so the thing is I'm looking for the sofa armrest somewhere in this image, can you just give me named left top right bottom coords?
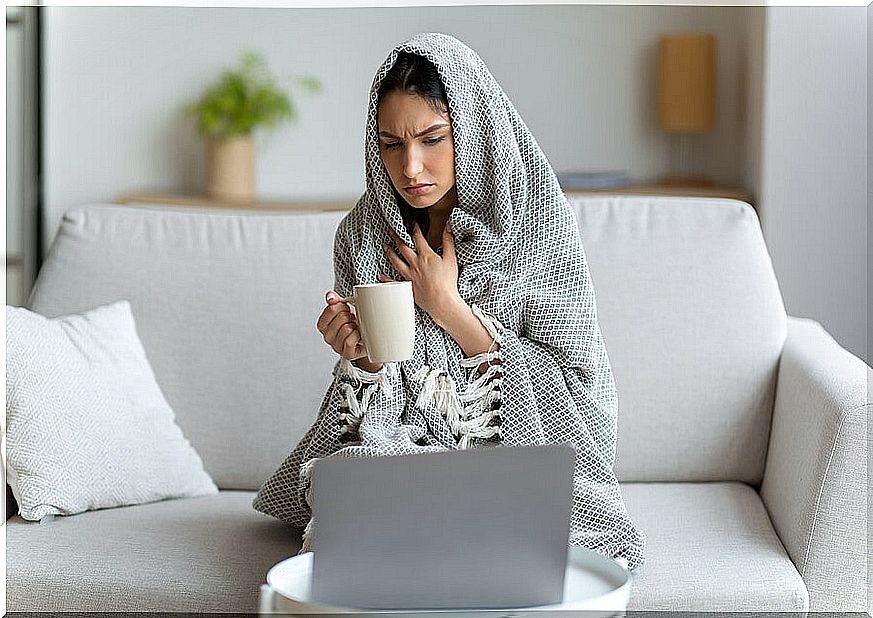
left=761, top=316, right=870, bottom=612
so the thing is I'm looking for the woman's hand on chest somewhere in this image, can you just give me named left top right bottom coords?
left=379, top=220, right=464, bottom=324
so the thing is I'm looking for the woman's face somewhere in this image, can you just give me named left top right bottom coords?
left=377, top=91, right=457, bottom=215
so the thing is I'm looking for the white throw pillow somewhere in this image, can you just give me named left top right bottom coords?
left=5, top=300, right=218, bottom=521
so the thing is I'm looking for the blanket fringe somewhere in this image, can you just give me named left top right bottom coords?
left=298, top=309, right=501, bottom=551
left=297, top=457, right=320, bottom=554
left=300, top=517, right=315, bottom=553
left=414, top=304, right=504, bottom=449
left=340, top=358, right=397, bottom=396
left=337, top=359, right=397, bottom=443
left=298, top=360, right=401, bottom=554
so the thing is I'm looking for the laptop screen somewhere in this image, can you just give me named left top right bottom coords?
left=310, top=443, right=574, bottom=610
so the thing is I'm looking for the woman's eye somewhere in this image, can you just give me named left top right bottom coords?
left=382, top=137, right=445, bottom=150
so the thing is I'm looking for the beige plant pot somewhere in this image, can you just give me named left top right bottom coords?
left=206, top=135, right=255, bottom=202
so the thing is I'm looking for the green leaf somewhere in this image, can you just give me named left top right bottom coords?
left=296, top=75, right=322, bottom=93
left=181, top=49, right=320, bottom=139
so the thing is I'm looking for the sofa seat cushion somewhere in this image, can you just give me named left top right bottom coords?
left=6, top=490, right=301, bottom=612
left=623, top=482, right=808, bottom=611
left=7, top=483, right=808, bottom=612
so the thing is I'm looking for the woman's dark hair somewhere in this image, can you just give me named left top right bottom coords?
left=377, top=52, right=450, bottom=238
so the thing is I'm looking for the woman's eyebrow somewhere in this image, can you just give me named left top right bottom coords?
left=378, top=123, right=449, bottom=139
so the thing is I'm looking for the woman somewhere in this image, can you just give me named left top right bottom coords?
left=253, top=32, right=646, bottom=570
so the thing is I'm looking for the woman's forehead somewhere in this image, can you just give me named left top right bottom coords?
left=377, top=93, right=450, bottom=129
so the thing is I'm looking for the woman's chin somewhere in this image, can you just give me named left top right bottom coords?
left=402, top=195, right=438, bottom=209
left=395, top=185, right=452, bottom=210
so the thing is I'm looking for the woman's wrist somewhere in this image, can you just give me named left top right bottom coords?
left=430, top=294, right=468, bottom=331
left=432, top=297, right=498, bottom=374
left=352, top=357, right=384, bottom=373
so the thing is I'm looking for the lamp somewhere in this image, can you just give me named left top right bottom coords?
left=657, top=33, right=716, bottom=187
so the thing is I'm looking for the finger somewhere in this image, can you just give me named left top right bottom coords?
left=383, top=243, right=412, bottom=280
left=377, top=272, right=395, bottom=283
left=442, top=221, right=456, bottom=262
left=317, top=292, right=351, bottom=333
left=317, top=302, right=350, bottom=334
left=341, top=328, right=362, bottom=359
left=327, top=290, right=354, bottom=304
left=410, top=221, right=432, bottom=255
left=323, top=311, right=356, bottom=346
left=329, top=320, right=358, bottom=355
left=387, top=227, right=417, bottom=262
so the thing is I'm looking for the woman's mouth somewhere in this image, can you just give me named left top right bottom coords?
left=404, top=184, right=433, bottom=196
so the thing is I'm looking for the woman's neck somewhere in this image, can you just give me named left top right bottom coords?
left=425, top=185, right=457, bottom=250
left=428, top=185, right=457, bottom=220
left=426, top=217, right=447, bottom=252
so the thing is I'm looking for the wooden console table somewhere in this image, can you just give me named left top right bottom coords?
left=116, top=191, right=355, bottom=212
left=563, top=184, right=754, bottom=207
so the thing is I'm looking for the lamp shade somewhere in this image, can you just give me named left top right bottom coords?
left=657, top=34, right=716, bottom=133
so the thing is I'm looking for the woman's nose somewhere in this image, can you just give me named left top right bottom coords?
left=402, top=146, right=424, bottom=178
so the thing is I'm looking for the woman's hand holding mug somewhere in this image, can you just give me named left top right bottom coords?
left=317, top=291, right=383, bottom=372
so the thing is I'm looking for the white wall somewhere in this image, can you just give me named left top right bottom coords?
left=43, top=5, right=750, bottom=251
left=741, top=7, right=765, bottom=199
left=44, top=5, right=867, bottom=363
left=868, top=3, right=872, bottom=375
left=758, top=7, right=868, bottom=363
left=7, top=16, right=24, bottom=304
left=7, top=6, right=39, bottom=308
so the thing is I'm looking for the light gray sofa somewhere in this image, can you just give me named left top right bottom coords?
left=6, top=196, right=869, bottom=613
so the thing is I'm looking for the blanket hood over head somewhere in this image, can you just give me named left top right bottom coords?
left=351, top=32, right=595, bottom=368
left=253, top=32, right=647, bottom=571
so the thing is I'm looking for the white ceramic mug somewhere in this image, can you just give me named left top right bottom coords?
left=341, top=281, right=415, bottom=364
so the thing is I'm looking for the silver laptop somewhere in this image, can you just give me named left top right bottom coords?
left=310, top=443, right=575, bottom=610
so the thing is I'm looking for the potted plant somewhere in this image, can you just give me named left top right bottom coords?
left=183, top=51, right=321, bottom=202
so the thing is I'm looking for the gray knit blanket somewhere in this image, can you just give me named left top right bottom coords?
left=253, top=32, right=646, bottom=571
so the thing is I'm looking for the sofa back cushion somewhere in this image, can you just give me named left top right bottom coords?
left=568, top=196, right=786, bottom=484
left=28, top=197, right=786, bottom=487
left=28, top=204, right=347, bottom=490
